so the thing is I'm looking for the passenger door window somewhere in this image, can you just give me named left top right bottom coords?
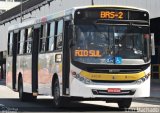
left=24, top=27, right=33, bottom=54
left=56, top=20, right=63, bottom=50
left=47, top=22, right=55, bottom=51
left=39, top=24, right=47, bottom=52
left=19, top=29, right=25, bottom=54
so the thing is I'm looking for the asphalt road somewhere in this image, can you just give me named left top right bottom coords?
left=0, top=98, right=160, bottom=113
left=0, top=81, right=160, bottom=113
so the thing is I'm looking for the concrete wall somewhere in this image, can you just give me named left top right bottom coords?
left=0, top=1, right=20, bottom=11
left=0, top=0, right=159, bottom=52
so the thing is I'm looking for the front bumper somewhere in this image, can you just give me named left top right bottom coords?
left=70, top=76, right=150, bottom=98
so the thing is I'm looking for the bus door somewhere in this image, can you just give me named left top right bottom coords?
left=32, top=25, right=40, bottom=94
left=12, top=31, right=19, bottom=90
left=62, top=20, right=71, bottom=95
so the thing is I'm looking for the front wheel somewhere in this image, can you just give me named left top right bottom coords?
left=118, top=98, right=132, bottom=109
left=53, top=78, right=71, bottom=108
left=53, top=78, right=62, bottom=108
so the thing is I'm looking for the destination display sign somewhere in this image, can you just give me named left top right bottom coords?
left=75, top=50, right=102, bottom=57
left=75, top=8, right=149, bottom=21
left=100, top=11, right=124, bottom=19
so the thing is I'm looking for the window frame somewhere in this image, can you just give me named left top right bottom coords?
left=55, top=19, right=64, bottom=50
left=46, top=21, right=56, bottom=52
left=39, top=24, right=48, bottom=53
left=17, top=31, right=21, bottom=55
left=23, top=27, right=33, bottom=55
left=17, top=29, right=26, bottom=55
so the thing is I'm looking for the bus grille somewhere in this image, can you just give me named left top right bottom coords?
left=91, top=80, right=135, bottom=83
left=92, top=89, right=136, bottom=95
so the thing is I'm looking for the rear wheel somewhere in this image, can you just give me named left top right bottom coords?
left=53, top=78, right=62, bottom=107
left=118, top=98, right=132, bottom=109
left=18, top=78, right=37, bottom=101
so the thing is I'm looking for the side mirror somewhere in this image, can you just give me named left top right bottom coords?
left=151, top=33, right=155, bottom=56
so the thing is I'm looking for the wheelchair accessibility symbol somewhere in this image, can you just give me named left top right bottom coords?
left=115, top=57, right=122, bottom=64
left=106, top=56, right=114, bottom=63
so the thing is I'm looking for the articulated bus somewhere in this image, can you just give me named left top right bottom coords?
left=6, top=5, right=151, bottom=108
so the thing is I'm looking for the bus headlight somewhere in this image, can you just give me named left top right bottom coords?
left=136, top=73, right=150, bottom=85
left=72, top=72, right=92, bottom=84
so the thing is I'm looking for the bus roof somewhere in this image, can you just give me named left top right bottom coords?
left=73, top=5, right=149, bottom=12
left=8, top=8, right=74, bottom=31
left=8, top=5, right=149, bottom=31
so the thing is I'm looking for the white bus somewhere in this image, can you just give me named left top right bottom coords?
left=6, top=5, right=151, bottom=108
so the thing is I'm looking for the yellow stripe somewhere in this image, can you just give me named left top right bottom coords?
left=80, top=71, right=145, bottom=81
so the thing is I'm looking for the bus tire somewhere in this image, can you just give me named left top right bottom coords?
left=117, top=98, right=132, bottom=109
left=18, top=78, right=37, bottom=101
left=18, top=78, right=27, bottom=101
left=53, top=78, right=63, bottom=108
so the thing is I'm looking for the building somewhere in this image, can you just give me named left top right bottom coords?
left=0, top=0, right=26, bottom=14
left=0, top=0, right=160, bottom=79
left=0, top=0, right=26, bottom=79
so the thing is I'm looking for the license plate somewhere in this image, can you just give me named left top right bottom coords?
left=107, top=88, right=121, bottom=93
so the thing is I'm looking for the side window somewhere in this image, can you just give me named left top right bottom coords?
left=56, top=20, right=63, bottom=50
left=47, top=21, right=55, bottom=51
left=24, top=29, right=28, bottom=54
left=27, top=27, right=33, bottom=54
left=24, top=27, right=33, bottom=54
left=8, top=32, right=13, bottom=56
left=39, top=24, right=47, bottom=52
left=19, top=29, right=25, bottom=54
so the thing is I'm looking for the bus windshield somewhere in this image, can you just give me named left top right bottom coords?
left=72, top=24, right=150, bottom=65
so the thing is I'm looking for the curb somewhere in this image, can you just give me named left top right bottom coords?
left=134, top=97, right=160, bottom=104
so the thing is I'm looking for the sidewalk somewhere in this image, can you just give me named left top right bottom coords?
left=151, top=79, right=160, bottom=98
left=0, top=79, right=18, bottom=98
